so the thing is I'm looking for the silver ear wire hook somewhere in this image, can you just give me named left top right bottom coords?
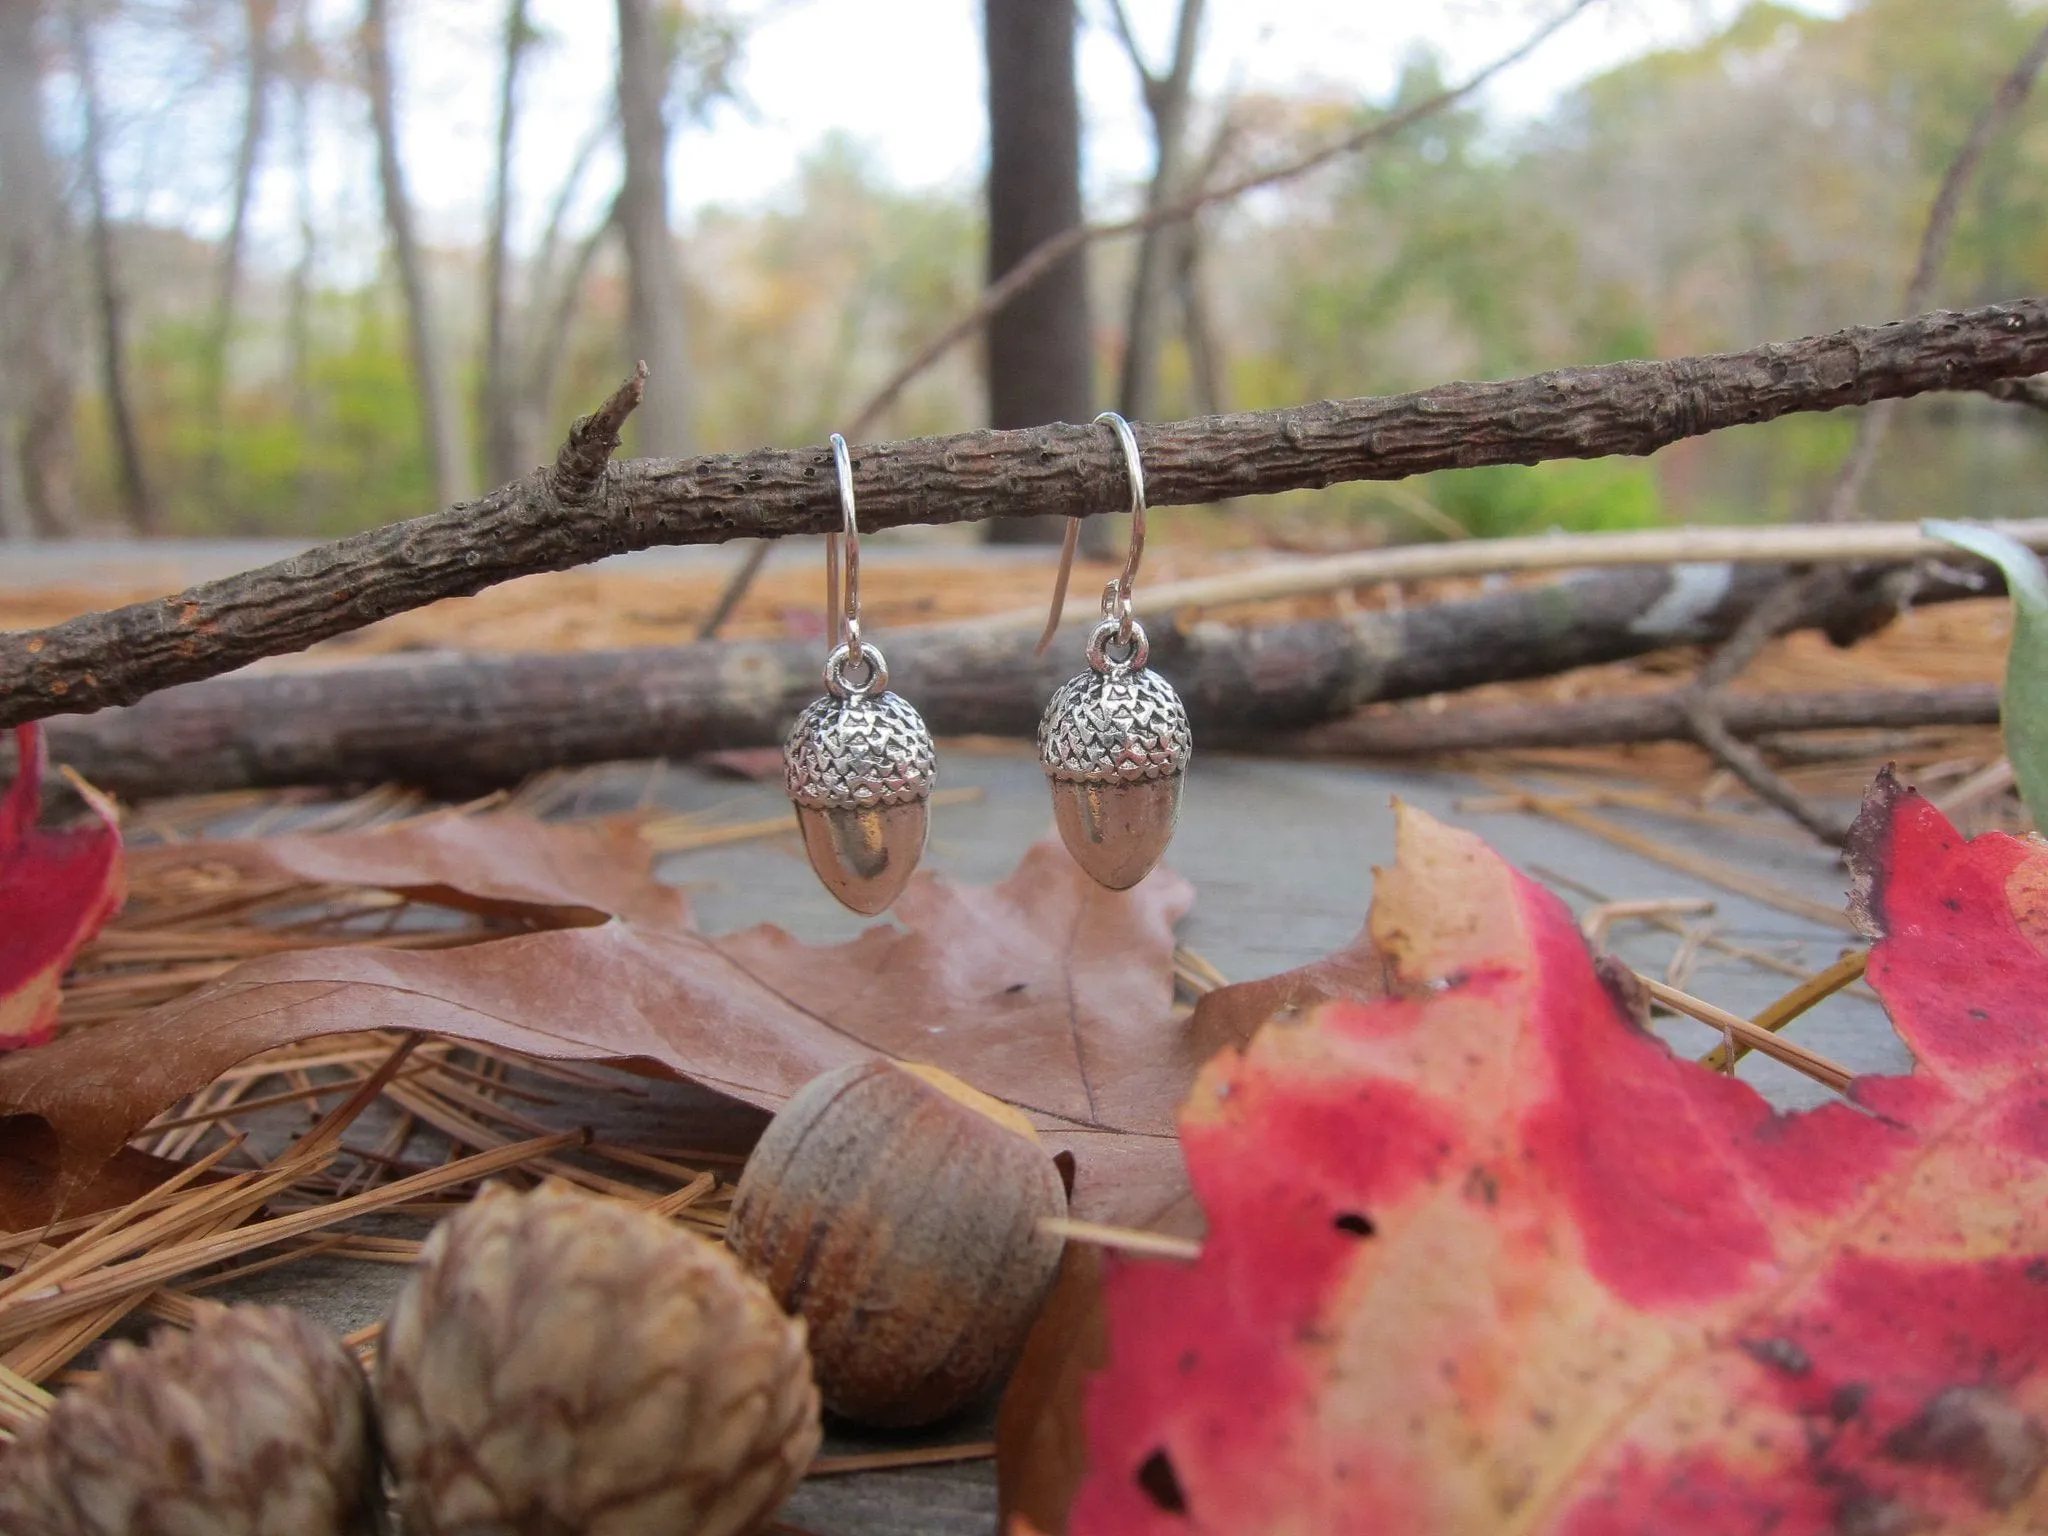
left=824, top=432, right=862, bottom=660
left=1032, top=410, right=1188, bottom=891
left=784, top=430, right=935, bottom=915
left=1035, top=412, right=1149, bottom=655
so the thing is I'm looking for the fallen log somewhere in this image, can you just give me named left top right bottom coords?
left=1286, top=684, right=2001, bottom=758
left=31, top=560, right=1990, bottom=799
left=3, top=298, right=2046, bottom=730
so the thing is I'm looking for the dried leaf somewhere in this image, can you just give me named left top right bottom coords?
left=1, top=817, right=1209, bottom=1225
left=0, top=726, right=123, bottom=1050
left=1043, top=784, right=2048, bottom=1534
left=139, top=811, right=686, bottom=929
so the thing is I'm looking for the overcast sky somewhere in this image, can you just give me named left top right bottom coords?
left=208, top=0, right=1844, bottom=273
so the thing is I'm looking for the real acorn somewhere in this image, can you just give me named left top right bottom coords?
left=375, top=1179, right=819, bottom=1536
left=0, top=1302, right=382, bottom=1536
left=727, top=1058, right=1070, bottom=1428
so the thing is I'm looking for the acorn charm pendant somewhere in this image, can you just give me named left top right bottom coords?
left=1037, top=617, right=1190, bottom=890
left=1033, top=411, right=1190, bottom=891
left=785, top=645, right=936, bottom=914
left=783, top=433, right=936, bottom=915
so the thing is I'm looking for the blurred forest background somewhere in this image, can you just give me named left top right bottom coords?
left=2, top=0, right=2046, bottom=548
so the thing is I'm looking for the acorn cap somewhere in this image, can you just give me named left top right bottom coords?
left=376, top=1180, right=819, bottom=1536
left=1036, top=666, right=1191, bottom=786
left=0, top=1302, right=382, bottom=1536
left=783, top=690, right=937, bottom=811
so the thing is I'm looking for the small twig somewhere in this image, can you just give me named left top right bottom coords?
left=1578, top=897, right=1715, bottom=950
left=696, top=538, right=775, bottom=640
left=1700, top=950, right=1869, bottom=1075
left=1484, top=775, right=1857, bottom=933
left=1980, top=374, right=2048, bottom=414
left=1639, top=976, right=1854, bottom=1095
left=808, top=1443, right=996, bottom=1477
left=548, top=361, right=646, bottom=505
left=1039, top=1216, right=1202, bottom=1261
left=1680, top=690, right=1852, bottom=846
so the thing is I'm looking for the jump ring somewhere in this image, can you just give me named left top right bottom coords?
left=825, top=640, right=889, bottom=700
left=1086, top=615, right=1149, bottom=677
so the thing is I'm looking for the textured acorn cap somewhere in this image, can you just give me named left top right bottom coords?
left=1036, top=666, right=1191, bottom=785
left=783, top=690, right=937, bottom=811
left=376, top=1180, right=819, bottom=1536
left=0, top=1302, right=382, bottom=1536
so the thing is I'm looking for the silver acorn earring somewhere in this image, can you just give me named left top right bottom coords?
left=782, top=433, right=937, bottom=915
left=1034, top=412, right=1191, bottom=890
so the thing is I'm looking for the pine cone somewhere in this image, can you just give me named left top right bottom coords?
left=377, top=1180, right=819, bottom=1536
left=0, top=1302, right=382, bottom=1536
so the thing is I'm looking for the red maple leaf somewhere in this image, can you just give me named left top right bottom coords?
left=1, top=726, right=124, bottom=1050
left=1046, top=776, right=2048, bottom=1535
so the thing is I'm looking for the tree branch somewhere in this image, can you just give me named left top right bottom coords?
left=27, top=560, right=1992, bottom=799
left=1289, top=684, right=1999, bottom=758
left=4, top=299, right=2047, bottom=731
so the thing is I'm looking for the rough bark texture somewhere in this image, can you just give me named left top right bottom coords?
left=615, top=0, right=692, bottom=456
left=68, top=0, right=157, bottom=536
left=362, top=0, right=467, bottom=511
left=27, top=560, right=1988, bottom=799
left=984, top=0, right=1093, bottom=544
left=4, top=300, right=2046, bottom=731
left=0, top=0, right=76, bottom=541
left=1291, top=684, right=2001, bottom=758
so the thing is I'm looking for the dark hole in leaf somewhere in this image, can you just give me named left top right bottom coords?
left=1137, top=1448, right=1188, bottom=1515
left=1333, top=1211, right=1376, bottom=1238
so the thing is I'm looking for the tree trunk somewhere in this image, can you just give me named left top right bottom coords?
left=614, top=0, right=692, bottom=457
left=203, top=0, right=278, bottom=501
left=361, top=0, right=468, bottom=510
left=479, top=0, right=531, bottom=486
left=0, top=0, right=77, bottom=540
left=67, top=0, right=157, bottom=535
left=1115, top=0, right=1204, bottom=427
left=285, top=0, right=317, bottom=445
left=983, top=0, right=1092, bottom=544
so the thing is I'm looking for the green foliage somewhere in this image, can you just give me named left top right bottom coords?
left=1923, top=520, right=2048, bottom=825
left=57, top=0, right=2048, bottom=540
left=1422, top=457, right=1663, bottom=539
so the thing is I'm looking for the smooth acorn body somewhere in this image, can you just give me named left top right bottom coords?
left=1037, top=630, right=1191, bottom=891
left=783, top=675, right=936, bottom=915
left=727, top=1059, right=1069, bottom=1428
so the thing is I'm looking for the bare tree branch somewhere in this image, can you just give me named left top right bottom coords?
left=3, top=298, right=2046, bottom=730
left=1290, top=685, right=2000, bottom=759
left=29, top=561, right=1995, bottom=799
